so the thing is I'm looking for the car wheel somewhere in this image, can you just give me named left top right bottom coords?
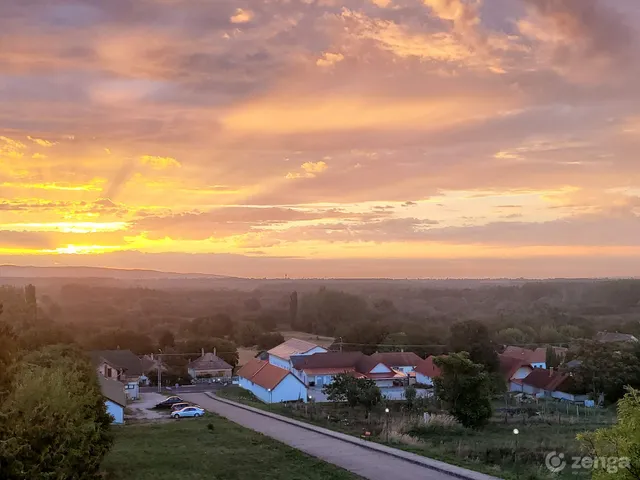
left=172, top=414, right=180, bottom=419
left=194, top=413, right=201, bottom=417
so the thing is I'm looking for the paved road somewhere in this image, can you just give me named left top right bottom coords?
left=183, top=393, right=490, bottom=480
left=140, top=384, right=224, bottom=395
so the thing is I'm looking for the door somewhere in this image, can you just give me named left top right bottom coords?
left=316, top=376, right=324, bottom=387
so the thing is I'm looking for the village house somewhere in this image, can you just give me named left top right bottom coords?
left=187, top=349, right=233, bottom=381
left=91, top=349, right=143, bottom=400
left=267, top=338, right=327, bottom=370
left=237, top=358, right=308, bottom=403
left=595, top=331, right=639, bottom=344
left=98, top=375, right=127, bottom=424
left=518, top=368, right=588, bottom=403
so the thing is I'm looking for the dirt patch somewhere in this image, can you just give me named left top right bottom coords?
left=126, top=393, right=169, bottom=422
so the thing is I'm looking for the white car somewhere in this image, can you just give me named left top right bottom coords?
left=172, top=406, right=205, bottom=419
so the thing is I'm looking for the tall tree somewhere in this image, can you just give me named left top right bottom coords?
left=289, top=291, right=298, bottom=328
left=434, top=352, right=493, bottom=429
left=578, top=387, right=640, bottom=479
left=157, top=329, right=175, bottom=350
left=449, top=320, right=499, bottom=372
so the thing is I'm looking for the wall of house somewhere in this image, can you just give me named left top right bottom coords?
left=239, top=374, right=308, bottom=403
left=552, top=391, right=588, bottom=403
left=394, top=366, right=415, bottom=373
left=304, top=346, right=328, bottom=356
left=531, top=362, right=546, bottom=369
left=189, top=368, right=232, bottom=379
left=374, top=379, right=395, bottom=388
left=415, top=372, right=434, bottom=385
left=512, top=367, right=533, bottom=380
left=268, top=355, right=291, bottom=371
left=98, top=362, right=119, bottom=380
left=307, top=374, right=337, bottom=387
left=105, top=400, right=124, bottom=424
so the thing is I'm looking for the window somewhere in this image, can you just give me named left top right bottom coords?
left=106, top=367, right=112, bottom=377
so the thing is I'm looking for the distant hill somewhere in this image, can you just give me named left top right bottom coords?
left=0, top=265, right=230, bottom=280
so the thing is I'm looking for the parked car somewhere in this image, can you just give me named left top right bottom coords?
left=170, top=402, right=192, bottom=412
left=172, top=406, right=205, bottom=419
left=154, top=396, right=184, bottom=409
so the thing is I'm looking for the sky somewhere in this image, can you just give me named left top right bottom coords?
left=1, top=0, right=640, bottom=278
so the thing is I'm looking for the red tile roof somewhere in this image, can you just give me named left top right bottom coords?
left=414, top=356, right=442, bottom=378
left=499, top=354, right=531, bottom=380
left=291, top=352, right=365, bottom=371
left=237, top=359, right=304, bottom=391
left=522, top=369, right=569, bottom=391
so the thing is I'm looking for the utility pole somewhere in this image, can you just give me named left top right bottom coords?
left=157, top=350, right=162, bottom=393
left=339, top=337, right=343, bottom=353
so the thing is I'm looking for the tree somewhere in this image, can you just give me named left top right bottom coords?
left=546, top=345, right=562, bottom=369
left=157, top=329, right=175, bottom=350
left=244, top=297, right=261, bottom=312
left=322, top=373, right=382, bottom=415
left=578, top=387, right=640, bottom=479
left=187, top=314, right=233, bottom=339
left=0, top=345, right=113, bottom=478
left=571, top=341, right=640, bottom=404
left=449, top=320, right=499, bottom=372
left=404, top=385, right=417, bottom=410
left=289, top=291, right=298, bottom=328
left=256, top=332, right=285, bottom=351
left=434, top=352, right=493, bottom=429
left=234, top=321, right=264, bottom=347
left=297, top=289, right=368, bottom=335
left=339, top=321, right=388, bottom=355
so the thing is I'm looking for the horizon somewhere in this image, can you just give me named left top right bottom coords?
left=2, top=0, right=640, bottom=277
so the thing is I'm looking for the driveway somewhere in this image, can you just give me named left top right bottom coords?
left=126, top=392, right=167, bottom=421
left=183, top=393, right=497, bottom=480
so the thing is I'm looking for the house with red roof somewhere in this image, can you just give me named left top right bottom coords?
left=237, top=358, right=308, bottom=404
left=518, top=368, right=587, bottom=403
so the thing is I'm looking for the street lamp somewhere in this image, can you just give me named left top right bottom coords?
left=513, top=428, right=520, bottom=479
left=385, top=408, right=390, bottom=443
left=268, top=388, right=272, bottom=407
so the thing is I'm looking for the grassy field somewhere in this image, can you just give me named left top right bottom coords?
left=218, top=387, right=616, bottom=480
left=102, top=414, right=360, bottom=480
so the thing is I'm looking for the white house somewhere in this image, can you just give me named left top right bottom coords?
left=237, top=358, right=308, bottom=404
left=90, top=349, right=143, bottom=399
left=99, top=375, right=126, bottom=424
left=519, top=368, right=588, bottom=403
left=370, top=352, right=422, bottom=373
left=267, top=338, right=327, bottom=371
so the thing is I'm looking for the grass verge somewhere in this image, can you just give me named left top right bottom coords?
left=102, top=413, right=360, bottom=480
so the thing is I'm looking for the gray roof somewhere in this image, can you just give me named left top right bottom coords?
left=187, top=352, right=232, bottom=371
left=90, top=350, right=143, bottom=377
left=99, top=375, right=127, bottom=407
left=595, top=332, right=639, bottom=344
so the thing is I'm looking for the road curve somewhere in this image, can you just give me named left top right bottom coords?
left=183, top=393, right=499, bottom=480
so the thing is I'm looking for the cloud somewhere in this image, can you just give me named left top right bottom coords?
left=230, top=8, right=253, bottom=24
left=140, top=155, right=181, bottom=169
left=104, top=159, right=135, bottom=200
left=316, top=52, right=345, bottom=67
left=27, top=136, right=56, bottom=147
left=286, top=161, right=329, bottom=179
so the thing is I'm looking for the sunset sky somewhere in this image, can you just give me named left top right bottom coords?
left=1, top=0, right=640, bottom=278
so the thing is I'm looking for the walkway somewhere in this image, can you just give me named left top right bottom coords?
left=183, top=393, right=500, bottom=480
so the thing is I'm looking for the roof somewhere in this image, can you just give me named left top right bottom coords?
left=502, top=346, right=546, bottom=365
left=596, top=331, right=639, bottom=343
left=237, top=359, right=304, bottom=391
left=91, top=350, right=143, bottom=377
left=268, top=338, right=324, bottom=361
left=291, top=351, right=365, bottom=371
left=499, top=354, right=531, bottom=380
left=370, top=352, right=422, bottom=367
left=566, top=359, right=582, bottom=369
left=521, top=369, right=568, bottom=391
left=98, top=375, right=127, bottom=407
left=188, top=352, right=232, bottom=371
left=415, top=356, right=442, bottom=378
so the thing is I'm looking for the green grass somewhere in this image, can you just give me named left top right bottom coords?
left=218, top=387, right=616, bottom=480
left=102, top=414, right=360, bottom=480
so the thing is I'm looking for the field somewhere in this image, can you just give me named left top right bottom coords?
left=102, top=413, right=359, bottom=480
left=218, top=387, right=617, bottom=480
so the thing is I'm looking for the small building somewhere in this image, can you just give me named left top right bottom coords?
left=187, top=350, right=233, bottom=381
left=414, top=356, right=442, bottom=386
left=99, top=375, right=126, bottom=424
left=91, top=350, right=143, bottom=400
left=290, top=351, right=407, bottom=389
left=502, top=345, right=568, bottom=370
left=519, top=368, right=588, bottom=403
left=237, top=359, right=308, bottom=403
left=370, top=352, right=422, bottom=373
left=267, top=338, right=327, bottom=370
